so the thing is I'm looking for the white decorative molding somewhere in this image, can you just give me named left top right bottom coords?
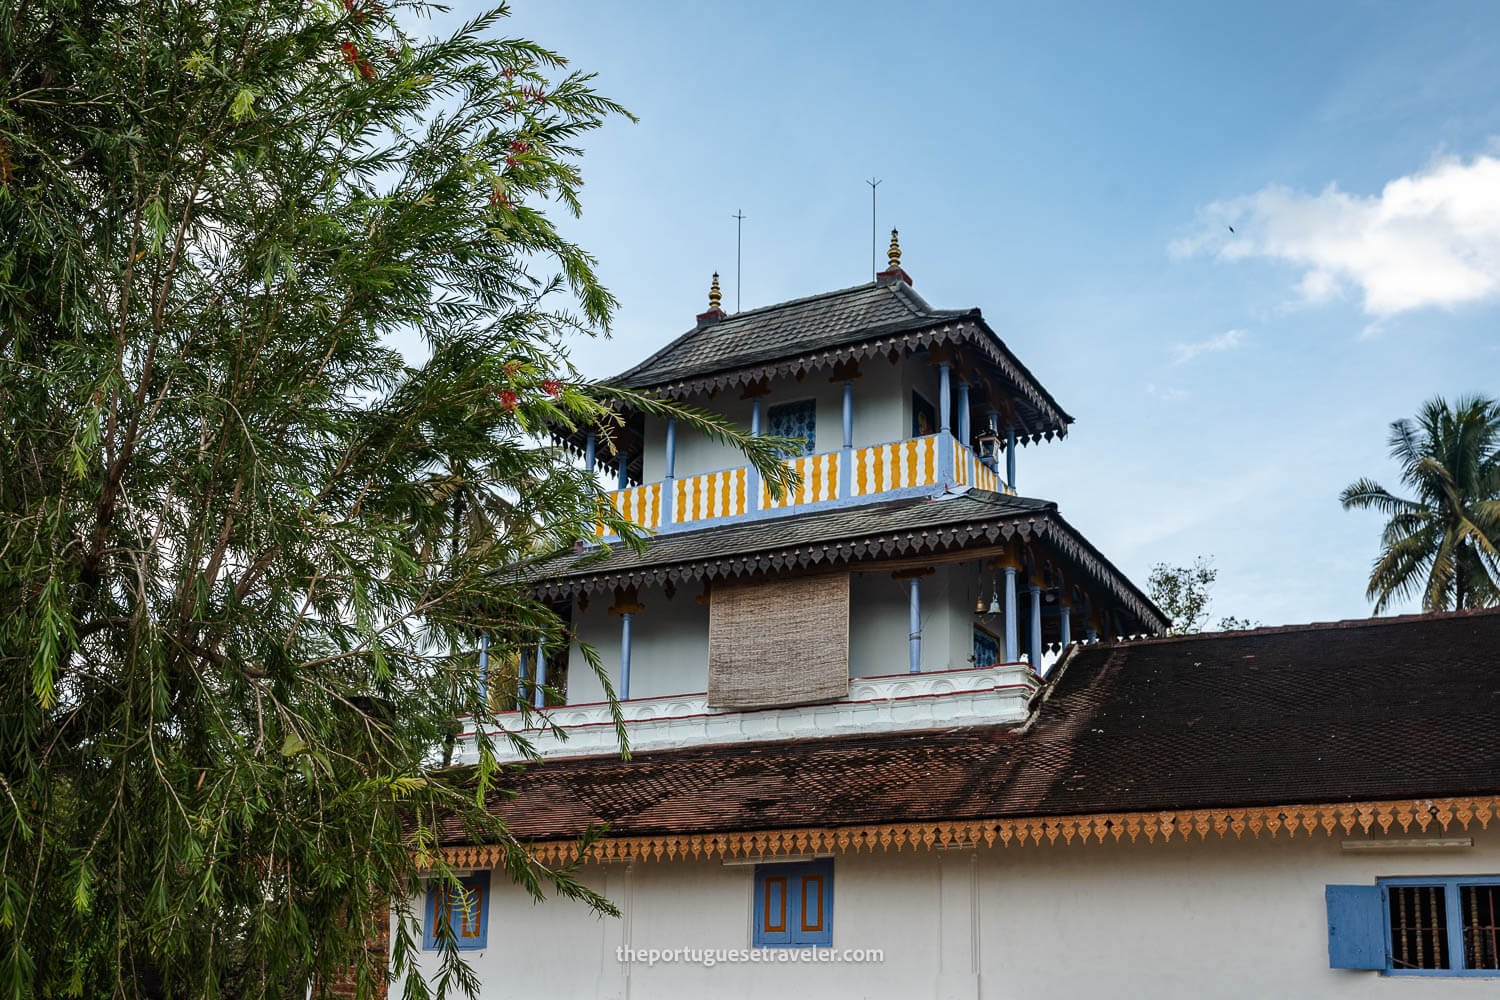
left=452, top=662, right=1039, bottom=764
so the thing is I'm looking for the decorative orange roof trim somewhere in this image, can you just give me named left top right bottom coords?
left=432, top=795, right=1499, bottom=870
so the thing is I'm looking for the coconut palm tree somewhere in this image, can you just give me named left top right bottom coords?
left=1340, top=395, right=1500, bottom=612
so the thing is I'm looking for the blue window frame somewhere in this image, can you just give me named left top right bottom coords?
left=767, top=400, right=816, bottom=457
left=973, top=628, right=1000, bottom=668
left=754, top=859, right=833, bottom=948
left=424, top=873, right=489, bottom=951
left=1327, top=876, right=1500, bottom=975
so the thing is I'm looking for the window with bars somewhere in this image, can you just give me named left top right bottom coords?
left=424, top=873, right=489, bottom=951
left=1327, top=876, right=1500, bottom=974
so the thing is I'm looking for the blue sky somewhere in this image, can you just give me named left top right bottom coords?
left=459, top=0, right=1500, bottom=627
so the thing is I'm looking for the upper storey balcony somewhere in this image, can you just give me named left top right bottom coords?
left=556, top=235, right=1073, bottom=542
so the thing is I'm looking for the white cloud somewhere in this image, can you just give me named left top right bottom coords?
left=1172, top=328, right=1247, bottom=365
left=1172, top=150, right=1500, bottom=316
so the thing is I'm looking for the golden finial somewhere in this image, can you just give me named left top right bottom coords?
left=708, top=272, right=722, bottom=311
left=887, top=228, right=902, bottom=270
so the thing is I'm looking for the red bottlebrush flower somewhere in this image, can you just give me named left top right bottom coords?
left=341, top=41, right=359, bottom=64
left=503, top=361, right=522, bottom=376
left=508, top=139, right=528, bottom=154
left=488, top=189, right=512, bottom=208
left=542, top=379, right=562, bottom=398
left=498, top=389, right=518, bottom=412
left=502, top=67, right=516, bottom=80
left=386, top=47, right=397, bottom=57
left=358, top=59, right=375, bottom=79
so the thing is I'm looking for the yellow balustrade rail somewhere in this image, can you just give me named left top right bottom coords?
left=674, top=467, right=749, bottom=526
left=850, top=434, right=940, bottom=496
left=954, top=442, right=1010, bottom=495
left=595, top=433, right=1010, bottom=538
left=595, top=481, right=663, bottom=538
left=761, top=451, right=840, bottom=509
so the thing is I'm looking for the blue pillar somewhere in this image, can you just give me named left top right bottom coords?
left=748, top=397, right=763, bottom=509
left=938, top=363, right=952, bottom=433
left=662, top=417, right=676, bottom=524
left=1028, top=582, right=1042, bottom=673
left=516, top=646, right=530, bottom=711
left=1059, top=603, right=1072, bottom=649
left=1005, top=427, right=1017, bottom=492
left=616, top=453, right=629, bottom=491
left=840, top=380, right=854, bottom=498
left=1003, top=567, right=1018, bottom=663
left=908, top=577, right=922, bottom=674
left=1083, top=595, right=1098, bottom=642
left=619, top=612, right=633, bottom=700
left=533, top=636, right=546, bottom=710
left=584, top=432, right=596, bottom=474
left=956, top=381, right=971, bottom=447
left=478, top=632, right=489, bottom=709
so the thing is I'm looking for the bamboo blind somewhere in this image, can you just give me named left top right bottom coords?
left=707, top=572, right=850, bottom=709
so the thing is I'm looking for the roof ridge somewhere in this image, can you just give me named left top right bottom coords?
left=612, top=281, right=910, bottom=384
left=1099, top=604, right=1500, bottom=648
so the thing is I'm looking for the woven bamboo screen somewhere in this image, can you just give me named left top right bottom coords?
left=707, top=571, right=850, bottom=709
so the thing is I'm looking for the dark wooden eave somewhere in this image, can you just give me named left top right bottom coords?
left=525, top=491, right=1167, bottom=635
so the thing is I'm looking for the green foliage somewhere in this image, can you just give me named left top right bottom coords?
left=0, top=2, right=795, bottom=997
left=1146, top=557, right=1259, bottom=635
left=1341, top=395, right=1500, bottom=612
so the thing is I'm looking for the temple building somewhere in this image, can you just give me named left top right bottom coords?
left=394, top=237, right=1500, bottom=999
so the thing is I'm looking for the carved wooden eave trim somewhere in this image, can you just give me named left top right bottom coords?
left=625, top=319, right=1071, bottom=446
left=429, top=796, right=1500, bottom=869
left=532, top=512, right=1168, bottom=635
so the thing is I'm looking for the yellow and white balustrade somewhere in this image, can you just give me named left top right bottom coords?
left=595, top=481, right=663, bottom=537
left=761, top=451, right=841, bottom=509
left=954, top=441, right=1008, bottom=495
left=674, top=467, right=750, bottom=526
left=850, top=434, right=940, bottom=496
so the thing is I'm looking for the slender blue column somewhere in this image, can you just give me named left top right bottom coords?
left=1003, top=567, right=1019, bottom=663
left=748, top=397, right=763, bottom=510
left=1083, top=595, right=1098, bottom=642
left=478, top=632, right=489, bottom=709
left=1005, top=427, right=1017, bottom=492
left=516, top=647, right=530, bottom=711
left=662, top=417, right=677, bottom=524
left=938, top=363, right=952, bottom=433
left=1059, top=603, right=1072, bottom=649
left=619, top=612, right=633, bottom=700
left=956, top=381, right=971, bottom=446
left=584, top=432, right=596, bottom=474
left=908, top=578, right=922, bottom=674
left=840, top=381, right=854, bottom=498
left=533, top=636, right=546, bottom=710
left=1028, top=582, right=1043, bottom=672
left=616, top=454, right=629, bottom=491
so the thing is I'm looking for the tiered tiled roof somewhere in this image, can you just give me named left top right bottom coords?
left=444, top=609, right=1500, bottom=844
left=525, top=490, right=1165, bottom=633
left=612, top=281, right=1071, bottom=441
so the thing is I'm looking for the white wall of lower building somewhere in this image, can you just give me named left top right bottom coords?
left=396, top=826, right=1500, bottom=999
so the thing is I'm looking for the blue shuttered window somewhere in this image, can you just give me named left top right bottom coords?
left=754, top=859, right=833, bottom=948
left=1327, top=876, right=1500, bottom=975
left=424, top=873, right=489, bottom=951
left=1326, top=885, right=1385, bottom=969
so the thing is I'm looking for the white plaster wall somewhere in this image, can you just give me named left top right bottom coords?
left=569, top=567, right=989, bottom=695
left=397, top=828, right=1500, bottom=999
left=640, top=358, right=913, bottom=483
left=567, top=587, right=709, bottom=704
